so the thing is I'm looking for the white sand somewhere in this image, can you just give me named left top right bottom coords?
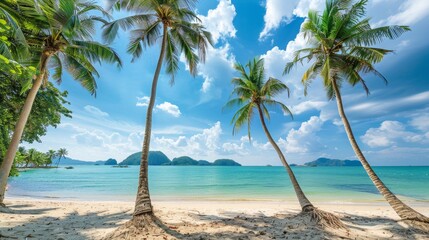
left=1, top=199, right=428, bottom=239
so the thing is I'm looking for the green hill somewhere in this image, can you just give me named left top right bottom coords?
left=119, top=151, right=241, bottom=166
left=104, top=158, right=117, bottom=165
left=304, top=158, right=361, bottom=167
left=168, top=156, right=199, bottom=165
left=213, top=159, right=241, bottom=166
left=119, top=151, right=171, bottom=165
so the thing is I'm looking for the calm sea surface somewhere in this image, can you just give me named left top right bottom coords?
left=6, top=166, right=429, bottom=203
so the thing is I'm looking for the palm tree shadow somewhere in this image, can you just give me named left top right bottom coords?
left=0, top=208, right=131, bottom=240
left=169, top=210, right=424, bottom=240
left=0, top=203, right=57, bottom=214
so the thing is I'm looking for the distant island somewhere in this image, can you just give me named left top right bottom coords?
left=54, top=151, right=241, bottom=166
left=304, top=158, right=362, bottom=167
left=119, top=151, right=241, bottom=166
left=54, top=157, right=116, bottom=166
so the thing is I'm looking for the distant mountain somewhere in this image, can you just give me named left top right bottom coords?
left=169, top=156, right=198, bottom=165
left=104, top=159, right=117, bottom=165
left=304, top=158, right=361, bottom=167
left=119, top=151, right=171, bottom=165
left=119, top=151, right=241, bottom=166
left=55, top=157, right=107, bottom=165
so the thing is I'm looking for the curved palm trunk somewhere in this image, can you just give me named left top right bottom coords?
left=133, top=25, right=168, bottom=217
left=332, top=79, right=429, bottom=223
left=56, top=156, right=62, bottom=168
left=256, top=104, right=313, bottom=211
left=0, top=53, right=49, bottom=206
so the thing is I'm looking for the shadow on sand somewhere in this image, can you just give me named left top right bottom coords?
left=1, top=204, right=426, bottom=240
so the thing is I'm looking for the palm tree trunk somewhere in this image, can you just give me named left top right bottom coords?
left=331, top=79, right=429, bottom=223
left=256, top=104, right=313, bottom=211
left=133, top=25, right=168, bottom=217
left=0, top=53, right=49, bottom=206
left=56, top=156, right=62, bottom=168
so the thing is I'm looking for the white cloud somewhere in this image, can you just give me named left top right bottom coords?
left=259, top=0, right=296, bottom=40
left=198, top=0, right=236, bottom=44
left=293, top=0, right=324, bottom=18
left=410, top=115, right=429, bottom=131
left=136, top=96, right=150, bottom=107
left=155, top=102, right=181, bottom=117
left=291, top=100, right=327, bottom=115
left=84, top=105, right=109, bottom=117
left=279, top=116, right=324, bottom=153
left=385, top=0, right=429, bottom=25
left=361, top=121, right=425, bottom=148
left=154, top=121, right=222, bottom=158
left=348, top=91, right=429, bottom=116
left=259, top=0, right=325, bottom=40
left=198, top=44, right=235, bottom=94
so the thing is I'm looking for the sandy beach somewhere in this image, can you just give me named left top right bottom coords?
left=1, top=199, right=428, bottom=239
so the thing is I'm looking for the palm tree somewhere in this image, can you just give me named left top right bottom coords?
left=226, top=58, right=343, bottom=228
left=46, top=150, right=56, bottom=167
left=0, top=0, right=122, bottom=206
left=102, top=0, right=212, bottom=227
left=284, top=0, right=429, bottom=228
left=56, top=148, right=68, bottom=167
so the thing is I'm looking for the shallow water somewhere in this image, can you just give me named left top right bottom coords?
left=6, top=166, right=429, bottom=202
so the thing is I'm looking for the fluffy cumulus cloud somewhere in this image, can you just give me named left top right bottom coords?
left=56, top=122, right=144, bottom=160
left=260, top=0, right=429, bottom=40
left=198, top=44, right=235, bottom=94
left=136, top=96, right=150, bottom=107
left=279, top=116, right=324, bottom=153
left=155, top=102, right=181, bottom=117
left=198, top=0, right=236, bottom=44
left=191, top=0, right=237, bottom=97
left=361, top=120, right=427, bottom=148
left=84, top=105, right=109, bottom=117
left=259, top=0, right=325, bottom=40
left=154, top=122, right=222, bottom=158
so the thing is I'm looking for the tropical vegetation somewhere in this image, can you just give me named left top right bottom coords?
left=284, top=0, right=428, bottom=227
left=0, top=0, right=122, bottom=206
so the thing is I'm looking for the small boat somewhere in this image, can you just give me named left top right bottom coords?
left=65, top=166, right=74, bottom=169
left=112, top=165, right=128, bottom=168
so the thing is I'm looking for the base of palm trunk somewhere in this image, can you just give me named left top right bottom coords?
left=301, top=206, right=345, bottom=229
left=102, top=213, right=179, bottom=240
left=403, top=220, right=429, bottom=233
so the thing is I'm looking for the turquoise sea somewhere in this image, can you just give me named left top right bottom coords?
left=6, top=166, right=429, bottom=203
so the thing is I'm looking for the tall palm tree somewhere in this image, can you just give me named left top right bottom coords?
left=284, top=0, right=429, bottom=227
left=56, top=148, right=68, bottom=167
left=0, top=0, right=122, bottom=206
left=226, top=58, right=343, bottom=228
left=103, top=0, right=212, bottom=224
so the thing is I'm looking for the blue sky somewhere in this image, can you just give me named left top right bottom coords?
left=26, top=0, right=429, bottom=166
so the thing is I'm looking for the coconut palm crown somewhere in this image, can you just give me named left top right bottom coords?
left=284, top=0, right=429, bottom=228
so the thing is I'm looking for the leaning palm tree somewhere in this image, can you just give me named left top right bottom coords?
left=0, top=0, right=122, bottom=206
left=284, top=0, right=429, bottom=228
left=56, top=148, right=68, bottom=167
left=226, top=58, right=343, bottom=228
left=102, top=0, right=212, bottom=231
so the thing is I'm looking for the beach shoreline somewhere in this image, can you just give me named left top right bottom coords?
left=1, top=198, right=428, bottom=239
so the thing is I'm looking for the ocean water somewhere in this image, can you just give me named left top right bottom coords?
left=6, top=166, right=429, bottom=203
